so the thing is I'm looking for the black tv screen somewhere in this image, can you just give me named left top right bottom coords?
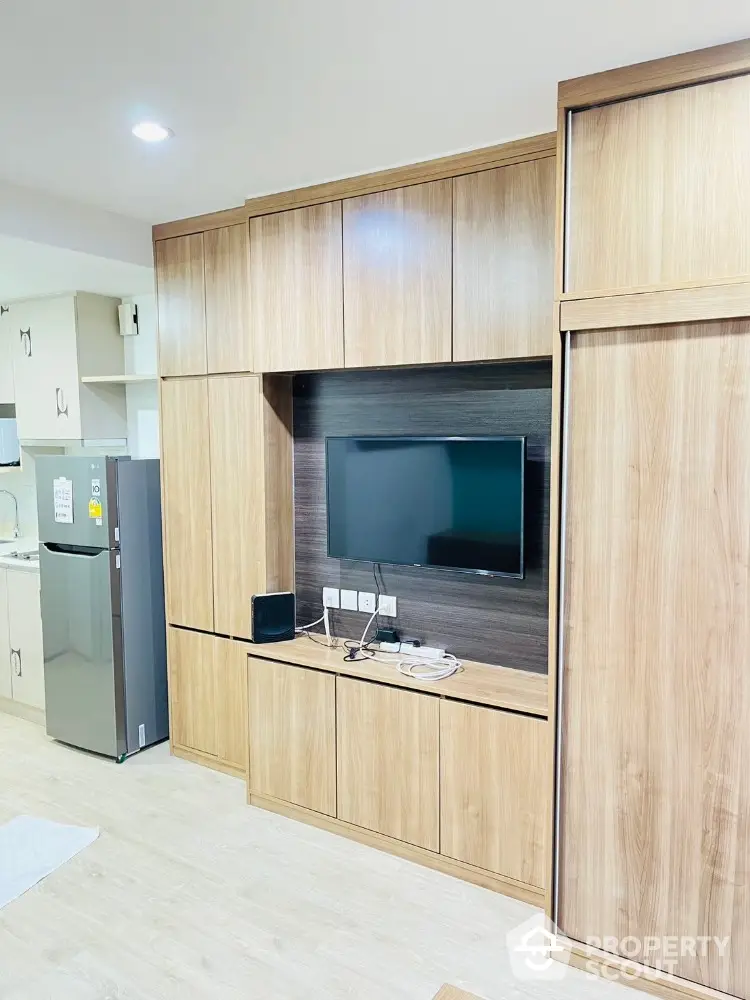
left=325, top=436, right=525, bottom=577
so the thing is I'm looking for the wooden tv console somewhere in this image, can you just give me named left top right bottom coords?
left=244, top=636, right=549, bottom=905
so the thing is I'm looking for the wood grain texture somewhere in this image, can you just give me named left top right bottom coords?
left=567, top=74, right=750, bottom=295
left=172, top=743, right=245, bottom=779
left=247, top=636, right=549, bottom=715
left=453, top=157, right=555, bottom=361
left=343, top=180, right=452, bottom=367
left=213, top=636, right=248, bottom=772
left=247, top=656, right=336, bottom=815
left=248, top=792, right=545, bottom=905
left=433, top=988, right=486, bottom=1000
left=152, top=204, right=247, bottom=241
left=561, top=280, right=750, bottom=331
left=160, top=378, right=214, bottom=631
left=155, top=234, right=207, bottom=376
left=559, top=37, right=750, bottom=108
left=559, top=322, right=750, bottom=997
left=336, top=677, right=439, bottom=850
left=250, top=202, right=344, bottom=372
left=243, top=133, right=556, bottom=218
left=440, top=701, right=547, bottom=888
left=167, top=626, right=218, bottom=757
left=293, top=364, right=551, bottom=671
left=208, top=374, right=265, bottom=639
left=204, top=224, right=252, bottom=374
left=561, top=937, right=735, bottom=1000
left=261, top=375, right=295, bottom=592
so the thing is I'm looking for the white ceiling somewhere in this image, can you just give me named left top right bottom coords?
left=1, top=1, right=749, bottom=225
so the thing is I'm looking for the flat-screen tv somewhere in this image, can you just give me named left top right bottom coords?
left=326, top=436, right=525, bottom=578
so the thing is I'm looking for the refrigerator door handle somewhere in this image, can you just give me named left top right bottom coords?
left=42, top=542, right=101, bottom=558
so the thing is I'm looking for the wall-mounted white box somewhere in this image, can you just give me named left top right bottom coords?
left=378, top=595, right=397, bottom=617
left=322, top=587, right=340, bottom=609
left=358, top=591, right=376, bottom=613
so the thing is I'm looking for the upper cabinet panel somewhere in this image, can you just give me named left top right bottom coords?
left=155, top=233, right=207, bottom=376
left=250, top=203, right=344, bottom=373
left=454, top=158, right=555, bottom=361
left=343, top=180, right=452, bottom=368
left=566, top=74, right=750, bottom=295
left=205, top=224, right=252, bottom=374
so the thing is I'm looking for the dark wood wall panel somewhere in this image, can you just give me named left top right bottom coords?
left=293, top=363, right=551, bottom=672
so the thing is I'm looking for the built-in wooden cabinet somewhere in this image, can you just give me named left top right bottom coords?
left=249, top=203, right=344, bottom=372
left=336, top=677, right=440, bottom=850
left=160, top=373, right=293, bottom=639
left=0, top=569, right=45, bottom=713
left=343, top=180, right=452, bottom=368
left=440, top=700, right=547, bottom=887
left=167, top=626, right=247, bottom=772
left=453, top=158, right=555, bottom=360
left=160, top=377, right=214, bottom=632
left=208, top=374, right=293, bottom=639
left=247, top=657, right=336, bottom=815
left=566, top=73, right=750, bottom=295
left=156, top=225, right=251, bottom=377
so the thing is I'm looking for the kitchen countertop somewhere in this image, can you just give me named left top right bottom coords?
left=0, top=538, right=40, bottom=573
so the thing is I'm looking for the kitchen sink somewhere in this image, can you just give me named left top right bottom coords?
left=4, top=551, right=39, bottom=562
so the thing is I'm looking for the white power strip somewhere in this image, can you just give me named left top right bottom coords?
left=399, top=642, right=446, bottom=659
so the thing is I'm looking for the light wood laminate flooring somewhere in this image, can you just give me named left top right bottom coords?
left=0, top=714, right=630, bottom=1000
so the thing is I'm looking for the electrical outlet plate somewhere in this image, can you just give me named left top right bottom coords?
left=358, top=591, right=376, bottom=613
left=340, top=589, right=358, bottom=611
left=378, top=595, right=397, bottom=617
left=322, top=587, right=340, bottom=609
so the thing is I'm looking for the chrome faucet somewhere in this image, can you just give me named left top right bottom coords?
left=0, top=490, right=19, bottom=539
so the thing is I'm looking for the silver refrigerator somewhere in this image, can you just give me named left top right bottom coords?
left=36, top=456, right=168, bottom=760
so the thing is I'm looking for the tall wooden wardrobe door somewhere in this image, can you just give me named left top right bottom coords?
left=160, top=377, right=214, bottom=631
left=558, top=321, right=750, bottom=998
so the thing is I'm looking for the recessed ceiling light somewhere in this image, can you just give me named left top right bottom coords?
left=132, top=122, right=173, bottom=142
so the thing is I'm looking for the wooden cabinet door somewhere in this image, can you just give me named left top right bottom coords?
left=205, top=225, right=252, bottom=374
left=0, top=570, right=10, bottom=701
left=160, top=378, right=214, bottom=631
left=167, top=626, right=218, bottom=755
left=155, top=234, right=207, bottom=377
left=250, top=203, right=344, bottom=372
left=208, top=374, right=264, bottom=639
left=559, top=322, right=750, bottom=996
left=566, top=75, right=750, bottom=294
left=453, top=158, right=555, bottom=361
left=8, top=571, right=46, bottom=711
left=336, top=677, right=439, bottom=849
left=247, top=657, right=336, bottom=815
left=214, top=636, right=248, bottom=771
left=440, top=700, right=547, bottom=888
left=343, top=180, right=452, bottom=368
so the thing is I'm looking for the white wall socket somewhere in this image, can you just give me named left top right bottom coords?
left=358, top=591, right=376, bottom=613
left=340, top=589, right=358, bottom=611
left=322, top=587, right=340, bottom=609
left=378, top=595, right=397, bottom=617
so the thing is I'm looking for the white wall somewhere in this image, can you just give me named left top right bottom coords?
left=123, top=292, right=160, bottom=460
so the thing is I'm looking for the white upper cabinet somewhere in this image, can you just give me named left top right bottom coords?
left=8, top=293, right=127, bottom=443
left=0, top=306, right=15, bottom=404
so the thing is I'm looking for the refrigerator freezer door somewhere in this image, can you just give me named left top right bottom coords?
left=40, top=543, right=126, bottom=758
left=35, top=455, right=124, bottom=549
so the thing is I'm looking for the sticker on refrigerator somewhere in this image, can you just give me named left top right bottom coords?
left=91, top=478, right=101, bottom=496
left=53, top=477, right=74, bottom=524
left=88, top=496, right=102, bottom=520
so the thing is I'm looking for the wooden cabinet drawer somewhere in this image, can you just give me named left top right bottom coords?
left=336, top=677, right=439, bottom=850
left=247, top=657, right=336, bottom=815
left=440, top=699, right=547, bottom=887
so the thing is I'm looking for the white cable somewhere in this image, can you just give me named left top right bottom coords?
left=323, top=607, right=332, bottom=646
left=295, top=612, right=326, bottom=633
left=396, top=653, right=461, bottom=681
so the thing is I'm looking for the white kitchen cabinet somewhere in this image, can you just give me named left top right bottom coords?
left=0, top=306, right=15, bottom=404
left=8, top=570, right=45, bottom=711
left=0, top=570, right=10, bottom=699
left=9, top=293, right=127, bottom=443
